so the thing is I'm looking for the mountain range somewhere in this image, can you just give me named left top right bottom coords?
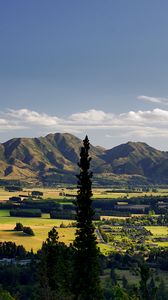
left=0, top=132, right=168, bottom=186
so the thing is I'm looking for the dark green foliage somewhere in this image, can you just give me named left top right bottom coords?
left=14, top=223, right=23, bottom=231
left=73, top=136, right=103, bottom=300
left=23, top=227, right=35, bottom=236
left=156, top=279, right=168, bottom=300
left=139, top=264, right=157, bottom=300
left=31, top=190, right=43, bottom=196
left=0, top=242, right=26, bottom=259
left=0, top=263, right=37, bottom=299
left=10, top=209, right=42, bottom=217
left=139, top=264, right=150, bottom=300
left=14, top=222, right=34, bottom=236
left=110, top=284, right=131, bottom=300
left=5, top=186, right=22, bottom=192
left=19, top=199, right=61, bottom=213
left=50, top=210, right=75, bottom=219
left=122, top=276, right=129, bottom=290
left=9, top=197, right=21, bottom=202
left=37, top=226, right=74, bottom=300
left=110, top=267, right=117, bottom=285
left=158, top=209, right=168, bottom=225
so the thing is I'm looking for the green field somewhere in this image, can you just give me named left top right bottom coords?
left=0, top=210, right=76, bottom=252
left=146, top=226, right=168, bottom=236
left=1, top=185, right=168, bottom=253
left=115, top=269, right=168, bottom=288
left=146, top=226, right=168, bottom=247
left=1, top=208, right=168, bottom=253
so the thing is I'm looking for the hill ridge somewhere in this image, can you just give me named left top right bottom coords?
left=0, top=133, right=168, bottom=185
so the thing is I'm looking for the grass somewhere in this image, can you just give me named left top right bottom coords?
left=116, top=269, right=140, bottom=285
left=0, top=209, right=122, bottom=254
left=0, top=210, right=76, bottom=252
left=0, top=225, right=76, bottom=252
left=0, top=210, right=10, bottom=217
left=115, top=268, right=168, bottom=288
left=145, top=226, right=168, bottom=247
left=145, top=226, right=168, bottom=236
left=98, top=243, right=114, bottom=255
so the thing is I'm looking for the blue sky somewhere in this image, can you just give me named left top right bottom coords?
left=1, top=0, right=168, bottom=149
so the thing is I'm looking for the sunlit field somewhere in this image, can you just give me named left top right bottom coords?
left=0, top=210, right=75, bottom=252
left=0, top=187, right=168, bottom=201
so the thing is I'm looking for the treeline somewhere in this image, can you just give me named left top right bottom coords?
left=0, top=241, right=28, bottom=259
left=10, top=209, right=42, bottom=217
left=1, top=194, right=168, bottom=219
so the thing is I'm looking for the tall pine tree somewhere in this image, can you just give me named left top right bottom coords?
left=73, top=136, right=103, bottom=300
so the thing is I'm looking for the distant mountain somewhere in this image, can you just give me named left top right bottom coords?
left=102, top=141, right=168, bottom=178
left=0, top=133, right=168, bottom=186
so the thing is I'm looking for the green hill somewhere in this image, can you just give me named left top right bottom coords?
left=103, top=141, right=167, bottom=178
left=0, top=133, right=168, bottom=186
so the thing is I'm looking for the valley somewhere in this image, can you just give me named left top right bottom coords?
left=0, top=186, right=168, bottom=254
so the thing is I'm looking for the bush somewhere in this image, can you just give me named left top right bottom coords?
left=14, top=223, right=24, bottom=231
left=50, top=210, right=76, bottom=220
left=9, top=197, right=21, bottom=202
left=32, top=191, right=43, bottom=196
left=23, top=227, right=35, bottom=236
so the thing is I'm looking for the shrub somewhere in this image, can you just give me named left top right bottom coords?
left=14, top=223, right=24, bottom=231
left=23, top=227, right=35, bottom=236
left=9, top=197, right=21, bottom=202
left=50, top=210, right=76, bottom=220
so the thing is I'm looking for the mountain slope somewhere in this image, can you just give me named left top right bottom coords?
left=0, top=133, right=168, bottom=185
left=102, top=141, right=168, bottom=178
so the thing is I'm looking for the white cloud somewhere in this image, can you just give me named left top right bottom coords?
left=0, top=115, right=27, bottom=131
left=1, top=107, right=168, bottom=139
left=7, top=108, right=61, bottom=126
left=137, top=95, right=168, bottom=105
left=70, top=109, right=114, bottom=124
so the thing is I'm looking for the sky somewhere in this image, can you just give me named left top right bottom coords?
left=1, top=0, right=168, bottom=150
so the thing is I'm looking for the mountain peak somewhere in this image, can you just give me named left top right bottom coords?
left=0, top=133, right=167, bottom=185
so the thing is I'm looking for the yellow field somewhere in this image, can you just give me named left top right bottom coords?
left=145, top=226, right=168, bottom=247
left=0, top=187, right=68, bottom=201
left=0, top=211, right=76, bottom=252
left=98, top=243, right=113, bottom=255
left=145, top=226, right=168, bottom=236
left=0, top=225, right=76, bottom=252
left=0, top=187, right=168, bottom=201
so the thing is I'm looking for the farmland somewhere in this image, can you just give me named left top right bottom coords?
left=0, top=186, right=168, bottom=299
left=0, top=187, right=168, bottom=253
left=0, top=187, right=168, bottom=201
left=0, top=210, right=75, bottom=251
left=0, top=210, right=168, bottom=253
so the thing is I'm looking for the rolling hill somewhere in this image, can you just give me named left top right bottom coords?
left=0, top=133, right=168, bottom=186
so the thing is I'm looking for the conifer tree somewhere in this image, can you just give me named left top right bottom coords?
left=73, top=136, right=103, bottom=300
left=38, top=227, right=73, bottom=300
